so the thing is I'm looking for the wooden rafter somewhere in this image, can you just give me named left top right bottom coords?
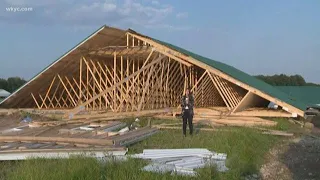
left=66, top=54, right=166, bottom=117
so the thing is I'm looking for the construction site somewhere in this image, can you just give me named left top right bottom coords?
left=0, top=25, right=319, bottom=179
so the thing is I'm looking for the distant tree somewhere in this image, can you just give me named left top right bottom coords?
left=0, top=78, right=8, bottom=91
left=0, top=77, right=27, bottom=93
left=255, top=74, right=319, bottom=86
left=291, top=75, right=306, bottom=86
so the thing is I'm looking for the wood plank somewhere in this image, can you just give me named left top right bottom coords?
left=0, top=136, right=113, bottom=146
left=83, top=58, right=111, bottom=108
left=137, top=62, right=157, bottom=111
left=47, top=81, right=61, bottom=108
left=113, top=52, right=117, bottom=110
left=31, top=93, right=41, bottom=109
left=57, top=75, right=77, bottom=107
left=40, top=76, right=56, bottom=108
left=207, top=72, right=231, bottom=110
left=213, top=75, right=236, bottom=108
left=79, top=57, right=82, bottom=99
left=66, top=55, right=166, bottom=118
left=39, top=94, right=48, bottom=109
left=217, top=76, right=240, bottom=104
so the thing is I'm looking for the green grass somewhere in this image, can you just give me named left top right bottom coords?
left=264, top=117, right=307, bottom=135
left=1, top=117, right=298, bottom=180
left=2, top=156, right=220, bottom=180
left=6, top=156, right=102, bottom=180
left=1, top=130, right=280, bottom=179
left=129, top=127, right=278, bottom=179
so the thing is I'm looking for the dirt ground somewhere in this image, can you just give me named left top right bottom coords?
left=260, top=128, right=320, bottom=180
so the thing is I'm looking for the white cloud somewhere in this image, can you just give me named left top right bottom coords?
left=176, top=12, right=188, bottom=19
left=1, top=0, right=191, bottom=31
left=144, top=24, right=192, bottom=31
left=151, top=0, right=159, bottom=5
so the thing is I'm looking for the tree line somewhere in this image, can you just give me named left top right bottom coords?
left=0, top=77, right=27, bottom=93
left=255, top=74, right=320, bottom=86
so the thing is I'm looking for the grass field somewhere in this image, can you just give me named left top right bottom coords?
left=0, top=117, right=296, bottom=180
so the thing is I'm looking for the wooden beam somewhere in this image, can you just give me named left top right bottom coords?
left=31, top=93, right=41, bottom=109
left=127, top=32, right=304, bottom=116
left=137, top=63, right=157, bottom=111
left=207, top=72, right=231, bottom=110
left=86, top=59, right=89, bottom=109
left=126, top=57, right=130, bottom=111
left=0, top=136, right=113, bottom=146
left=113, top=52, right=117, bottom=110
left=73, top=78, right=86, bottom=101
left=142, top=61, right=165, bottom=110
left=120, top=55, right=124, bottom=111
left=64, top=77, right=80, bottom=101
left=66, top=55, right=166, bottom=118
left=48, top=81, right=62, bottom=108
left=79, top=57, right=82, bottom=99
left=57, top=75, right=77, bottom=107
left=39, top=94, right=48, bottom=109
left=83, top=58, right=111, bottom=109
left=231, top=91, right=252, bottom=113
left=132, top=58, right=136, bottom=110
left=190, top=71, right=207, bottom=92
left=40, top=76, right=56, bottom=109
left=213, top=75, right=236, bottom=108
left=217, top=77, right=240, bottom=104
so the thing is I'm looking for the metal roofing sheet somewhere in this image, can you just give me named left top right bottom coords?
left=152, top=39, right=308, bottom=111
left=276, top=86, right=320, bottom=107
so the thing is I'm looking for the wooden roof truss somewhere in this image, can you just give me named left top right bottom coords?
left=0, top=26, right=302, bottom=118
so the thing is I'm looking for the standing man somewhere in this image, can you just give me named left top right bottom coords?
left=181, top=88, right=194, bottom=137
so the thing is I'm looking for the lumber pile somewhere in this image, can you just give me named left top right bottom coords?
left=165, top=107, right=293, bottom=118
left=155, top=107, right=278, bottom=127
left=111, top=127, right=159, bottom=146
left=194, top=117, right=277, bottom=127
left=0, top=118, right=159, bottom=160
left=232, top=108, right=293, bottom=117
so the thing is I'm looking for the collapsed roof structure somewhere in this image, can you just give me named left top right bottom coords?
left=0, top=25, right=308, bottom=118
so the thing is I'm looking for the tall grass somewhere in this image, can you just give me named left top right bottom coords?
left=7, top=156, right=102, bottom=180
left=2, top=126, right=280, bottom=180
left=129, top=128, right=279, bottom=179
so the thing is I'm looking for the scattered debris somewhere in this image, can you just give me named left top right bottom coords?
left=130, top=118, right=141, bottom=130
left=118, top=127, right=129, bottom=134
left=132, top=148, right=228, bottom=176
left=20, top=116, right=32, bottom=123
left=112, top=127, right=159, bottom=146
left=1, top=125, right=29, bottom=134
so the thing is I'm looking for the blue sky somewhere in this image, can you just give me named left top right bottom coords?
left=0, top=0, right=319, bottom=83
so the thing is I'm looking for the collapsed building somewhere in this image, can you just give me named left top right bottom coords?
left=0, top=25, right=311, bottom=119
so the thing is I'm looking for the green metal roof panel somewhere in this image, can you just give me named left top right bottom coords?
left=276, top=86, right=320, bottom=107
left=153, top=39, right=308, bottom=111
